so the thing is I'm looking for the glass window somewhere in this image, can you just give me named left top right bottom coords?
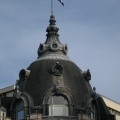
left=54, top=96, right=64, bottom=104
left=91, top=101, right=99, bottom=120
left=48, top=96, right=68, bottom=116
left=18, top=110, right=24, bottom=119
left=17, top=100, right=24, bottom=110
left=15, top=100, right=24, bottom=120
left=91, top=112, right=94, bottom=119
left=54, top=106, right=63, bottom=116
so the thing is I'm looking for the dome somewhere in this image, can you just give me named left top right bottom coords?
left=18, top=56, right=91, bottom=106
left=17, top=15, right=92, bottom=116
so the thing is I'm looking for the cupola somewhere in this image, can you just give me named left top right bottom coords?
left=37, top=15, right=68, bottom=58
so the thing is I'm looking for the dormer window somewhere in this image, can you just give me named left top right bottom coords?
left=15, top=100, right=24, bottom=120
left=91, top=101, right=99, bottom=120
left=48, top=96, right=69, bottom=116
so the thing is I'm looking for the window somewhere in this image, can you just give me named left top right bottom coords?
left=91, top=101, right=99, bottom=120
left=15, top=100, right=24, bottom=120
left=48, top=96, right=68, bottom=116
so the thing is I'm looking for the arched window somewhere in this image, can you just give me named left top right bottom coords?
left=48, top=96, right=68, bottom=116
left=91, top=101, right=99, bottom=120
left=15, top=100, right=24, bottom=120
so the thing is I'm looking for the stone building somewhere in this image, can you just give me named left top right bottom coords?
left=101, top=95, right=120, bottom=120
left=0, top=15, right=117, bottom=120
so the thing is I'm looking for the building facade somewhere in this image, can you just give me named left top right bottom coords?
left=0, top=15, right=118, bottom=120
left=101, top=95, right=120, bottom=120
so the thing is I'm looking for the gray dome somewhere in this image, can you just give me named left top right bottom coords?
left=10, top=15, right=114, bottom=120
left=17, top=15, right=92, bottom=116
left=18, top=56, right=92, bottom=107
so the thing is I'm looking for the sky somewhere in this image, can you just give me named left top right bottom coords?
left=0, top=0, right=120, bottom=103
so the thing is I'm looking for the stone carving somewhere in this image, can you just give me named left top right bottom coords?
left=52, top=62, right=63, bottom=76
left=81, top=69, right=91, bottom=82
left=13, top=85, right=21, bottom=99
left=37, top=15, right=68, bottom=57
left=91, top=87, right=100, bottom=100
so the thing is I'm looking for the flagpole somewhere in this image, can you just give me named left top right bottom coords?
left=51, top=0, right=53, bottom=15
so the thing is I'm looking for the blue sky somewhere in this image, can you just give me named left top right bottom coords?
left=0, top=0, right=120, bottom=103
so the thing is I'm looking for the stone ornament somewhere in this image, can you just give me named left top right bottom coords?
left=37, top=15, right=68, bottom=57
left=13, top=85, right=21, bottom=99
left=52, top=62, right=63, bottom=76
left=81, top=69, right=91, bottom=82
left=50, top=42, right=59, bottom=51
left=38, top=42, right=68, bottom=53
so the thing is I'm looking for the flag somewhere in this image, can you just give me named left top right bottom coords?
left=58, top=0, right=64, bottom=6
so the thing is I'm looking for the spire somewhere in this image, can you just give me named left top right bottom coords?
left=37, top=15, right=68, bottom=58
left=45, top=15, right=60, bottom=44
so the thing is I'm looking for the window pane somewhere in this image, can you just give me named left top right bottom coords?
left=48, top=96, right=69, bottom=116
left=53, top=96, right=64, bottom=104
left=91, top=112, right=94, bottom=119
left=64, top=99, right=68, bottom=104
left=18, top=110, right=24, bottom=119
left=53, top=106, right=63, bottom=116
left=17, top=100, right=24, bottom=110
left=91, top=101, right=99, bottom=120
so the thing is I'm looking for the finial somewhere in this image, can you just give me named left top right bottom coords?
left=93, top=87, right=96, bottom=92
left=16, top=85, right=20, bottom=92
left=15, top=80, right=19, bottom=86
left=37, top=9, right=68, bottom=58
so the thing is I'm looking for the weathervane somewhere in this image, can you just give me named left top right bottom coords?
left=51, top=0, right=64, bottom=15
